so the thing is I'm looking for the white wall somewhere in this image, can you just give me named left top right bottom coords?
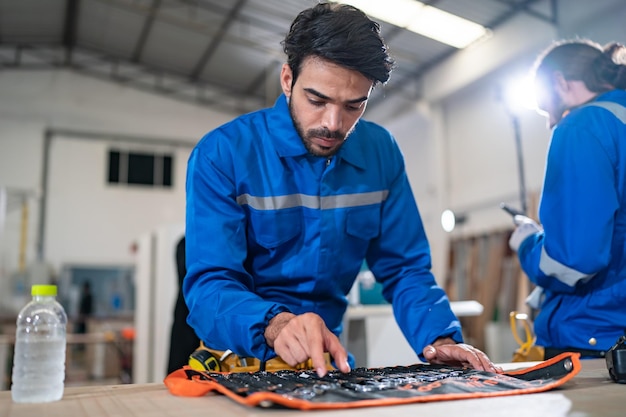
left=45, top=136, right=188, bottom=266
left=0, top=70, right=236, bottom=308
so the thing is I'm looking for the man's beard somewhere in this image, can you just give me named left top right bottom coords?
left=289, top=99, right=351, bottom=158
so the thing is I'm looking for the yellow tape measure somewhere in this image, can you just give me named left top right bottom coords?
left=188, top=348, right=221, bottom=372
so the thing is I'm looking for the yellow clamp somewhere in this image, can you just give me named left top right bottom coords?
left=510, top=311, right=544, bottom=362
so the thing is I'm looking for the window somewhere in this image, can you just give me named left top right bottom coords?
left=107, top=149, right=173, bottom=188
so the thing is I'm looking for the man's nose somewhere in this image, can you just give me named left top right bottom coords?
left=321, top=106, right=342, bottom=132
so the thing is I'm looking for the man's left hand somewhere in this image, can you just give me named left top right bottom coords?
left=422, top=338, right=502, bottom=373
left=509, top=215, right=542, bottom=251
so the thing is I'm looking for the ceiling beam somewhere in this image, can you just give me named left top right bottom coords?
left=62, top=0, right=80, bottom=65
left=490, top=0, right=557, bottom=26
left=92, top=0, right=282, bottom=59
left=190, top=0, right=247, bottom=81
left=0, top=44, right=263, bottom=114
left=132, top=0, right=162, bottom=62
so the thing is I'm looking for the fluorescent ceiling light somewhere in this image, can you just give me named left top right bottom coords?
left=337, top=0, right=488, bottom=49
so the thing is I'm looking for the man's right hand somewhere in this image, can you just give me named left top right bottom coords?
left=264, top=312, right=350, bottom=377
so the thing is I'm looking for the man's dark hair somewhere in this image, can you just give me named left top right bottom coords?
left=533, top=39, right=626, bottom=93
left=282, top=2, right=395, bottom=87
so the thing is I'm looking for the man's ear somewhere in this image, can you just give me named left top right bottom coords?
left=280, top=63, right=293, bottom=98
left=553, top=71, right=570, bottom=94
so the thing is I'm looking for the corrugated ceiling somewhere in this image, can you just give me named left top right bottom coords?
left=0, top=0, right=555, bottom=113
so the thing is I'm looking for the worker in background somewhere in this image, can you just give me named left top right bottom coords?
left=76, top=281, right=93, bottom=335
left=184, top=2, right=499, bottom=377
left=167, top=236, right=200, bottom=374
left=509, top=39, right=626, bottom=359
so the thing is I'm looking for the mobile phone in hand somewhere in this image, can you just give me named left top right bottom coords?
left=500, top=203, right=527, bottom=225
left=500, top=203, right=524, bottom=217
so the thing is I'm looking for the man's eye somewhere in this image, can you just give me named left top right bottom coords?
left=309, top=100, right=324, bottom=106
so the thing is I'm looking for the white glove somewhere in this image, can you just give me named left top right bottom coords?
left=509, top=215, right=542, bottom=252
left=525, top=286, right=545, bottom=310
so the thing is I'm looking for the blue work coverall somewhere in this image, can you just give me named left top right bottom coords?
left=184, top=94, right=462, bottom=363
left=518, top=90, right=626, bottom=352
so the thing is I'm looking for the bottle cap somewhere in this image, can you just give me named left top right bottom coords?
left=31, top=284, right=57, bottom=297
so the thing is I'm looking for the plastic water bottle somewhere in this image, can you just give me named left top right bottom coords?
left=11, top=284, right=68, bottom=403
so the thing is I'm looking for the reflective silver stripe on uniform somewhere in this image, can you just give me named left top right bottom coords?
left=237, top=194, right=317, bottom=210
left=584, top=102, right=626, bottom=123
left=321, top=190, right=389, bottom=209
left=539, top=246, right=594, bottom=287
left=236, top=190, right=388, bottom=210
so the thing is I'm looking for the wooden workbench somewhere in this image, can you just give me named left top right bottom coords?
left=0, top=359, right=622, bottom=417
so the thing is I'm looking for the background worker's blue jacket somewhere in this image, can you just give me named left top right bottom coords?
left=518, top=90, right=626, bottom=351
left=184, top=94, right=462, bottom=363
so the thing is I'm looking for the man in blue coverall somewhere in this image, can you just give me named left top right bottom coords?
left=184, top=2, right=498, bottom=377
left=509, top=39, right=626, bottom=358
